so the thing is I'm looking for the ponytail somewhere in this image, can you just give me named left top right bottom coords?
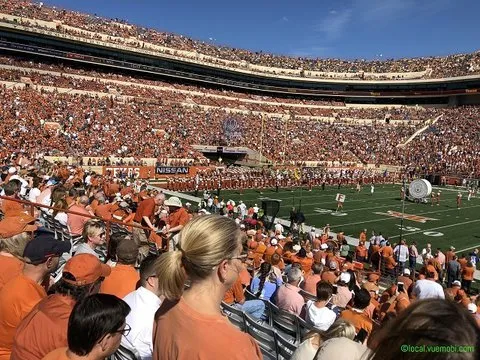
left=155, top=251, right=186, bottom=300
left=255, top=262, right=272, bottom=297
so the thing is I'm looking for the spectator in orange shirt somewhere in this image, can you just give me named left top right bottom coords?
left=302, top=263, right=323, bottom=295
left=355, top=241, right=368, bottom=263
left=0, top=230, right=70, bottom=360
left=292, top=248, right=314, bottom=276
left=100, top=236, right=140, bottom=299
left=340, top=288, right=373, bottom=335
left=11, top=254, right=111, bottom=360
left=458, top=253, right=468, bottom=270
left=462, top=261, right=475, bottom=294
left=93, top=196, right=115, bottom=220
left=42, top=294, right=130, bottom=360
left=321, top=262, right=338, bottom=285
left=0, top=214, right=37, bottom=290
left=152, top=215, right=262, bottom=360
left=1, top=181, right=26, bottom=217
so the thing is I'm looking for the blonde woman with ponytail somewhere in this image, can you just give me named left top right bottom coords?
left=152, top=215, right=261, bottom=360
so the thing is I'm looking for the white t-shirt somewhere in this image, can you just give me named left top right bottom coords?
left=305, top=300, right=337, bottom=331
left=412, top=279, right=445, bottom=300
left=28, top=187, right=41, bottom=203
left=394, top=245, right=409, bottom=263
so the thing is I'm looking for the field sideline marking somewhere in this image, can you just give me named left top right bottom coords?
left=308, top=203, right=480, bottom=229
left=389, top=218, right=480, bottom=239
left=227, top=188, right=400, bottom=201
left=457, top=244, right=480, bottom=253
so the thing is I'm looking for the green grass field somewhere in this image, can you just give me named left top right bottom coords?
left=208, top=184, right=480, bottom=256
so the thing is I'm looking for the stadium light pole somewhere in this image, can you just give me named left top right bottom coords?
left=399, top=188, right=405, bottom=241
left=259, top=115, right=265, bottom=165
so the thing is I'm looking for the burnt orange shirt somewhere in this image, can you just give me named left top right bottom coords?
left=223, top=277, right=244, bottom=305
left=153, top=298, right=262, bottom=360
left=100, top=264, right=140, bottom=299
left=41, top=347, right=69, bottom=360
left=0, top=274, right=47, bottom=360
left=462, top=266, right=475, bottom=281
left=94, top=203, right=114, bottom=220
left=340, top=309, right=373, bottom=334
left=291, top=256, right=313, bottom=276
left=134, top=198, right=156, bottom=223
left=0, top=254, right=24, bottom=292
left=167, top=208, right=190, bottom=228
left=355, top=245, right=368, bottom=258
left=11, top=294, right=75, bottom=360
left=1, top=198, right=25, bottom=217
left=321, top=271, right=337, bottom=285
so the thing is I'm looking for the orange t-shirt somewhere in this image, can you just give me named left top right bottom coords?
left=291, top=256, right=313, bottom=276
left=167, top=208, right=190, bottom=228
left=1, top=198, right=25, bottom=217
left=153, top=298, right=262, bottom=360
left=11, top=294, right=75, bottom=360
left=340, top=309, right=373, bottom=334
left=94, top=203, right=114, bottom=220
left=41, top=347, right=69, bottom=360
left=0, top=254, right=24, bottom=292
left=223, top=277, right=244, bottom=305
left=462, top=266, right=475, bottom=281
left=100, top=264, right=140, bottom=299
left=0, top=275, right=47, bottom=360
left=355, top=245, right=368, bottom=258
left=321, top=271, right=337, bottom=285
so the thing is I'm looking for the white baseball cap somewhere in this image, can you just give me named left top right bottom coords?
left=467, top=303, right=477, bottom=314
left=403, top=268, right=411, bottom=276
left=164, top=196, right=182, bottom=208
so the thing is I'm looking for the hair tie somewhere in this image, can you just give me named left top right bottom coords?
left=176, top=243, right=188, bottom=263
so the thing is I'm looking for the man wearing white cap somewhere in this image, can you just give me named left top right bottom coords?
left=5, top=167, right=29, bottom=197
left=397, top=268, right=413, bottom=292
left=164, top=197, right=190, bottom=250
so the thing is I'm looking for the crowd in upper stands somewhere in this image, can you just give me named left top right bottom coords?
left=1, top=0, right=480, bottom=80
left=0, top=156, right=479, bottom=359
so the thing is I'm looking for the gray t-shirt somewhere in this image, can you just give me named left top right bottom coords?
left=74, top=243, right=100, bottom=258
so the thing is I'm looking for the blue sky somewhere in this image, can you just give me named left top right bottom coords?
left=43, top=0, right=479, bottom=60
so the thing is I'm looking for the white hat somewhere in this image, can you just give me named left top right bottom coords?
left=240, top=224, right=245, bottom=229
left=403, top=268, right=411, bottom=276
left=339, top=272, right=351, bottom=283
left=164, top=196, right=182, bottom=208
left=292, top=244, right=301, bottom=252
left=270, top=238, right=278, bottom=246
left=467, top=303, right=477, bottom=314
left=8, top=167, right=16, bottom=174
left=321, top=243, right=328, bottom=250
left=185, top=202, right=191, bottom=207
left=452, top=280, right=462, bottom=287
left=278, top=235, right=286, bottom=240
left=450, top=246, right=455, bottom=250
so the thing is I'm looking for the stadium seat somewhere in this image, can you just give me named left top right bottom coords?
left=244, top=313, right=277, bottom=360
left=269, top=302, right=301, bottom=343
left=298, top=289, right=317, bottom=302
left=220, top=302, right=247, bottom=332
left=275, top=332, right=299, bottom=360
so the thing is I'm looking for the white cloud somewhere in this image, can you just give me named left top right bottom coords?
left=313, top=9, right=352, bottom=41
left=289, top=46, right=332, bottom=58
left=282, top=16, right=289, bottom=22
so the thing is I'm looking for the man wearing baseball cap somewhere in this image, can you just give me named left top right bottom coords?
left=0, top=213, right=38, bottom=291
left=11, top=254, right=110, bottom=360
left=0, top=229, right=70, bottom=360
left=163, top=197, right=190, bottom=251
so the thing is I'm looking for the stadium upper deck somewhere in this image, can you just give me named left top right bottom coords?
left=1, top=0, right=480, bottom=81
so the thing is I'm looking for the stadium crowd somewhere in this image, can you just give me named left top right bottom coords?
left=1, top=0, right=480, bottom=80
left=0, top=158, right=479, bottom=360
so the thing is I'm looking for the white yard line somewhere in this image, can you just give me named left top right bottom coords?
left=389, top=218, right=480, bottom=239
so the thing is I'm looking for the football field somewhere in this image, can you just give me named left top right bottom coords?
left=212, top=184, right=480, bottom=257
